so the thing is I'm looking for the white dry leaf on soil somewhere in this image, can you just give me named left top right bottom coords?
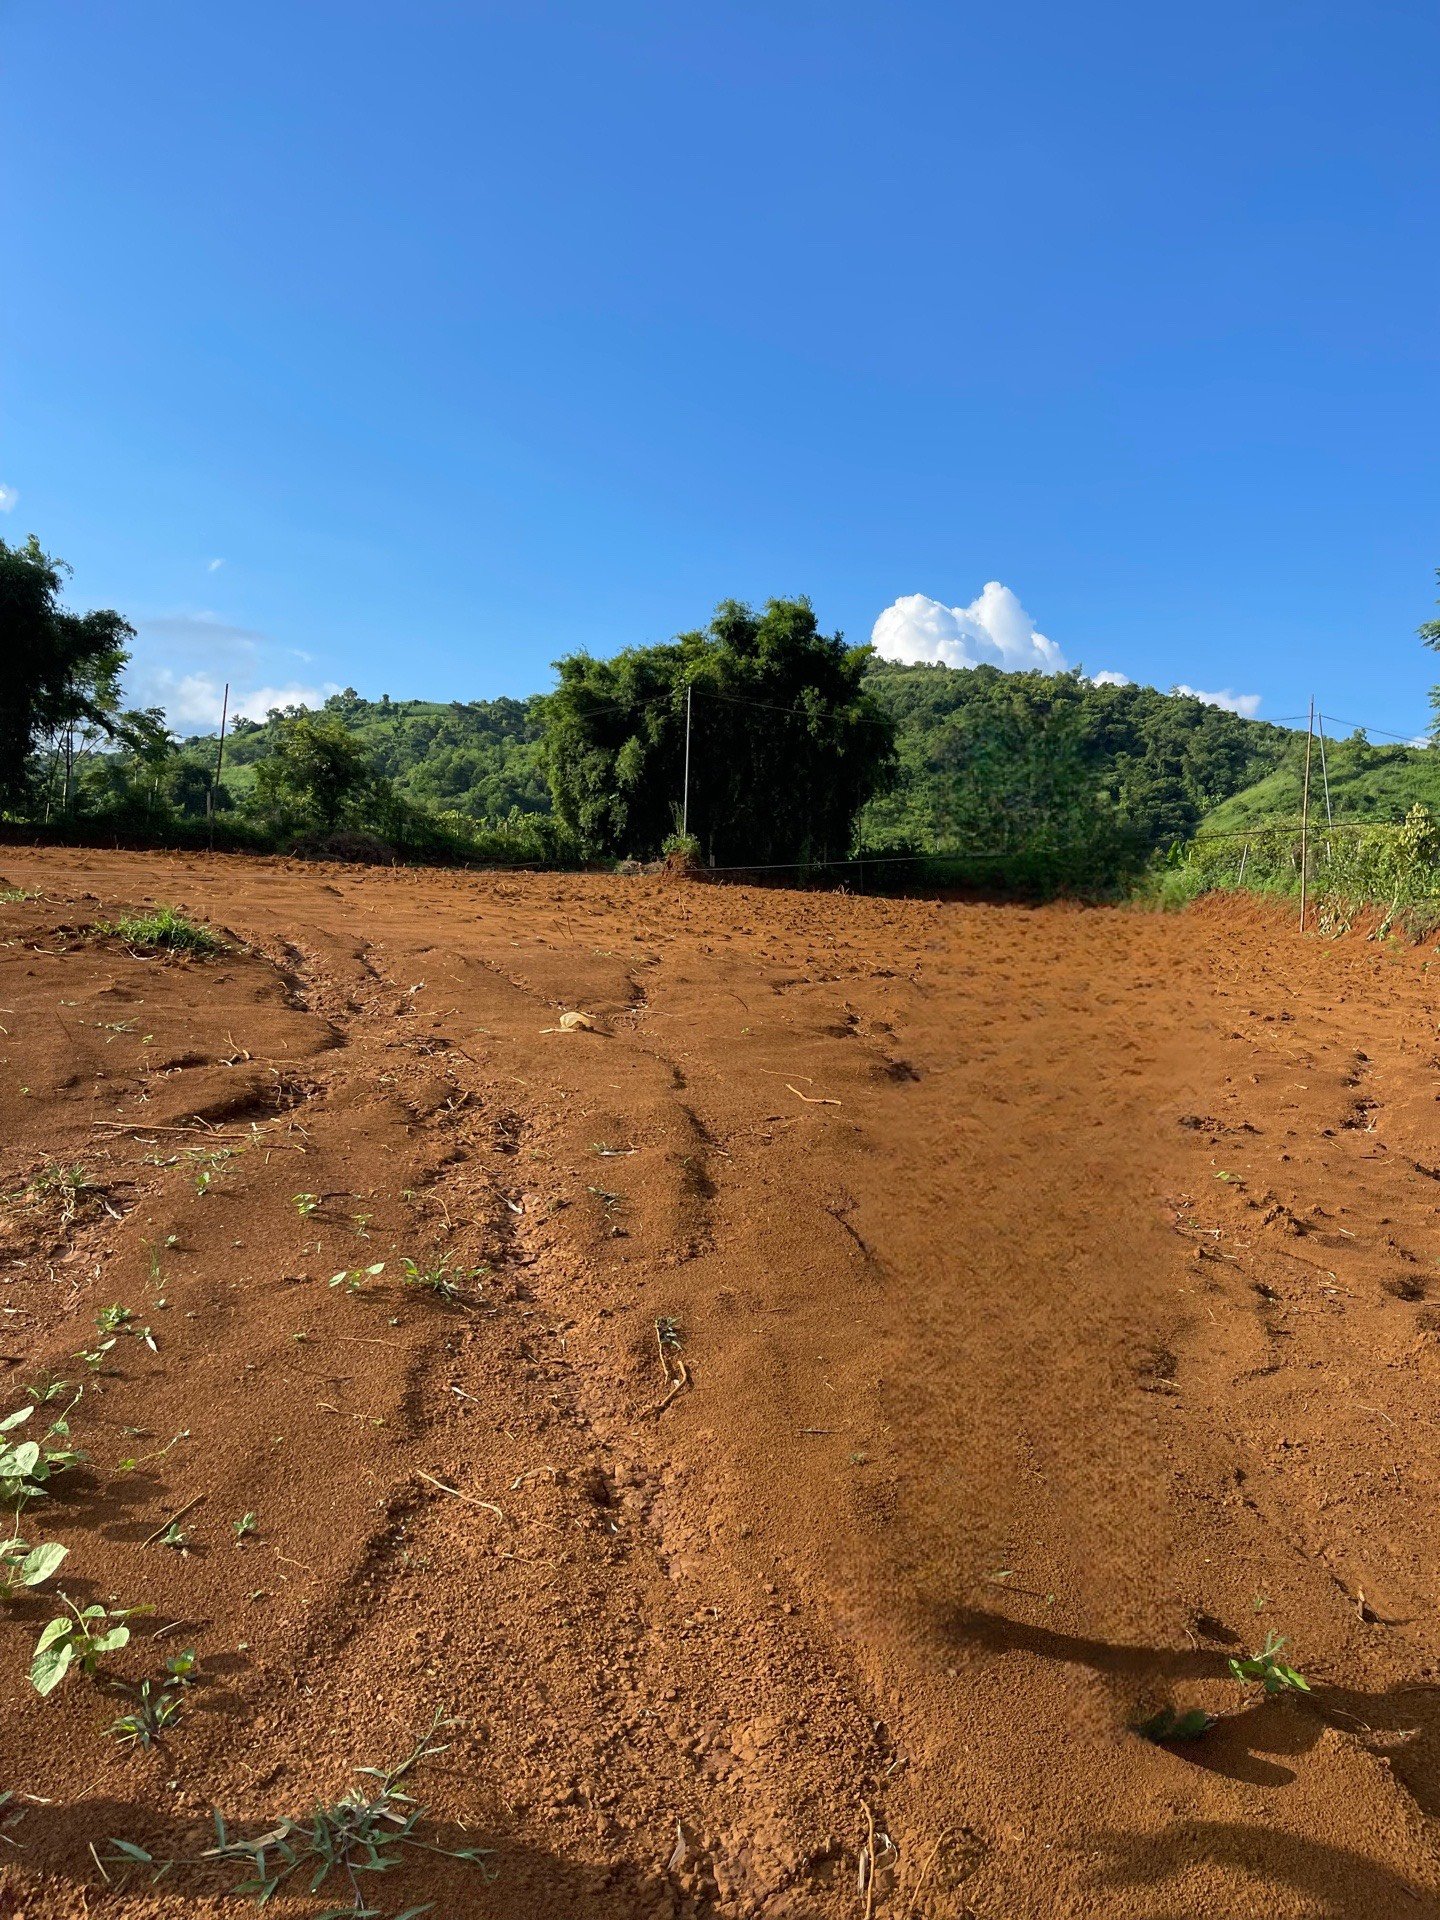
left=542, top=1009, right=599, bottom=1033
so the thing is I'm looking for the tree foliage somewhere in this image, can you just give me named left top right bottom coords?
left=542, top=598, right=896, bottom=863
left=250, top=714, right=373, bottom=831
left=860, top=663, right=1297, bottom=862
left=0, top=536, right=150, bottom=811
left=214, top=690, right=549, bottom=820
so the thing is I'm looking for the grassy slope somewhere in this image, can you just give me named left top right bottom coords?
left=1204, top=736, right=1440, bottom=832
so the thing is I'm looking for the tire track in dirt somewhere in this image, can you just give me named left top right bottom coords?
left=2, top=857, right=1440, bottom=1917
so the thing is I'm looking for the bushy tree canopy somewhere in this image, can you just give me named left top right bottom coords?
left=0, top=536, right=142, bottom=809
left=251, top=714, right=373, bottom=830
left=860, top=662, right=1296, bottom=858
left=542, top=597, right=896, bottom=864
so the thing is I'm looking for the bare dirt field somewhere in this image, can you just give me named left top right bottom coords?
left=1, top=850, right=1439, bottom=1919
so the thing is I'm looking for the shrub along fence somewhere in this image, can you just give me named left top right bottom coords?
left=1159, top=804, right=1440, bottom=935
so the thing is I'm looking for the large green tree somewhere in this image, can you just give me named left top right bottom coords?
left=0, top=536, right=141, bottom=811
left=542, top=597, right=895, bottom=864
left=250, top=713, right=373, bottom=830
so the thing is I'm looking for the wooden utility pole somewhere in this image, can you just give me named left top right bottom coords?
left=208, top=682, right=230, bottom=850
left=681, top=682, right=693, bottom=838
left=1298, top=697, right=1315, bottom=932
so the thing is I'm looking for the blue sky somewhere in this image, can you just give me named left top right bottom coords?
left=4, top=0, right=1438, bottom=736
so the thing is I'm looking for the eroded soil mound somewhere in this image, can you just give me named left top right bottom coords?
left=1, top=852, right=1438, bottom=1918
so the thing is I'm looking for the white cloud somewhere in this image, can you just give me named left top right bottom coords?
left=873, top=584, right=1270, bottom=720
left=135, top=668, right=340, bottom=730
left=0, top=484, right=17, bottom=512
left=233, top=682, right=340, bottom=721
left=206, top=557, right=225, bottom=572
left=124, top=610, right=342, bottom=732
left=872, top=583, right=1068, bottom=673
left=1173, top=684, right=1263, bottom=719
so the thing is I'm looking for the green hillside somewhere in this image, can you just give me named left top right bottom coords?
left=1202, top=731, right=1440, bottom=833
left=188, top=689, right=549, bottom=820
left=188, top=668, right=1308, bottom=859
left=859, top=661, right=1300, bottom=851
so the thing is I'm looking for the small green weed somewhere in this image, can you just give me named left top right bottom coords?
left=234, top=1511, right=259, bottom=1544
left=115, top=1427, right=190, bottom=1474
left=93, top=908, right=221, bottom=957
left=108, top=1709, right=492, bottom=1906
left=143, top=1233, right=178, bottom=1289
left=15, top=1162, right=108, bottom=1227
left=1229, top=1631, right=1310, bottom=1696
left=1133, top=1705, right=1217, bottom=1742
left=81, top=1305, right=156, bottom=1370
left=292, top=1192, right=320, bottom=1217
left=163, top=1646, right=199, bottom=1686
left=20, top=1373, right=73, bottom=1407
left=107, top=1678, right=185, bottom=1751
left=399, top=1257, right=484, bottom=1307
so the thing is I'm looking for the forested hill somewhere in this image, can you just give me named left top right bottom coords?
left=185, top=668, right=1302, bottom=850
left=856, top=662, right=1298, bottom=849
left=206, top=690, right=550, bottom=819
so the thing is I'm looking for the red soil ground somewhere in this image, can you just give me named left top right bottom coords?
left=1, top=850, right=1439, bottom=1919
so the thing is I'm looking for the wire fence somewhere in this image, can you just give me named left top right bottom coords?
left=14, top=681, right=1436, bottom=896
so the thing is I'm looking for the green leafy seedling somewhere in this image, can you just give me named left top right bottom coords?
left=1134, top=1705, right=1217, bottom=1742
left=0, top=1401, right=85, bottom=1504
left=329, top=1262, right=385, bottom=1295
left=30, top=1597, right=150, bottom=1697
left=82, top=1305, right=156, bottom=1370
left=157, top=1522, right=190, bottom=1553
left=292, top=1192, right=320, bottom=1218
left=21, top=1373, right=74, bottom=1407
left=163, top=1646, right=199, bottom=1687
left=1228, top=1631, right=1310, bottom=1696
left=399, top=1257, right=483, bottom=1307
left=0, top=1536, right=68, bottom=1599
left=234, top=1511, right=259, bottom=1544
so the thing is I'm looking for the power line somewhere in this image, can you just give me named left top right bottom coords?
left=1320, top=713, right=1430, bottom=745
